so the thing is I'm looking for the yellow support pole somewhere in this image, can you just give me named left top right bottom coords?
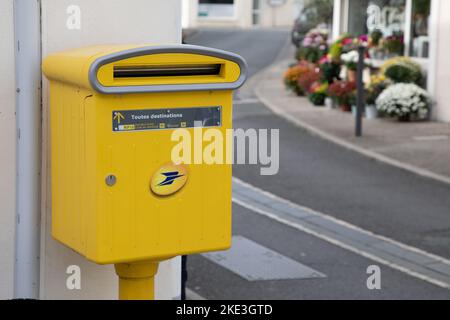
left=114, top=261, right=159, bottom=300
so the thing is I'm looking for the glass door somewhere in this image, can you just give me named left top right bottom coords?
left=252, top=0, right=261, bottom=25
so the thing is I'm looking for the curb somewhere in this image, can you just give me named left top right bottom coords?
left=182, top=28, right=200, bottom=43
left=253, top=63, right=450, bottom=187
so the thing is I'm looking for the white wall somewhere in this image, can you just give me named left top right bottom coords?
left=0, top=0, right=16, bottom=299
left=186, top=0, right=297, bottom=29
left=182, top=0, right=191, bottom=29
left=39, top=0, right=182, bottom=300
left=432, top=0, right=450, bottom=122
left=259, top=0, right=299, bottom=28
left=195, top=0, right=251, bottom=28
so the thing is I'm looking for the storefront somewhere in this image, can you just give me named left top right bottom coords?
left=334, top=0, right=430, bottom=58
left=332, top=0, right=450, bottom=122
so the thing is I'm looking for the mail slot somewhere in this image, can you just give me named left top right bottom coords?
left=113, top=64, right=223, bottom=78
left=43, top=45, right=247, bottom=264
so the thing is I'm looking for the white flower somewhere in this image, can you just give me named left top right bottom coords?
left=341, top=50, right=359, bottom=63
left=376, top=83, right=430, bottom=118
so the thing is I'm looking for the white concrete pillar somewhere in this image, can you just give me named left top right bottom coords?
left=0, top=0, right=17, bottom=299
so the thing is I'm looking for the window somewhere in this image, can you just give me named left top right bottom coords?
left=409, top=0, right=430, bottom=57
left=252, top=0, right=261, bottom=25
left=344, top=0, right=431, bottom=58
left=198, top=0, right=235, bottom=18
left=348, top=0, right=406, bottom=37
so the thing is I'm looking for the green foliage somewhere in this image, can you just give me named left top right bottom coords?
left=413, top=0, right=431, bottom=15
left=384, top=64, right=422, bottom=84
left=329, top=43, right=343, bottom=60
left=284, top=77, right=305, bottom=96
left=321, top=62, right=341, bottom=83
left=366, top=81, right=389, bottom=105
left=383, top=33, right=405, bottom=55
left=308, top=92, right=327, bottom=106
left=381, top=56, right=422, bottom=74
left=296, top=47, right=323, bottom=63
left=370, top=30, right=383, bottom=46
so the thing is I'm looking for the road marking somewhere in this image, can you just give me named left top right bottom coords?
left=233, top=98, right=261, bottom=105
left=232, top=177, right=450, bottom=289
left=413, top=135, right=449, bottom=142
left=186, top=288, right=206, bottom=301
left=203, top=236, right=326, bottom=281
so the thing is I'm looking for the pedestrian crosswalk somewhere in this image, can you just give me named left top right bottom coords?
left=203, top=236, right=325, bottom=281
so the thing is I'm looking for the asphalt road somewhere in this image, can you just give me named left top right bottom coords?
left=185, top=29, right=450, bottom=300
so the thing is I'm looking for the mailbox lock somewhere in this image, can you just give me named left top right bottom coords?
left=105, top=175, right=117, bottom=187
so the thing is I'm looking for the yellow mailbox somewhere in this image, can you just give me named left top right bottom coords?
left=43, top=44, right=247, bottom=299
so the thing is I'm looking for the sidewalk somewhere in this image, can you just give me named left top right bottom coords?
left=255, top=58, right=450, bottom=184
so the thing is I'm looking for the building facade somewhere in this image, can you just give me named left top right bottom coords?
left=183, top=0, right=303, bottom=28
left=332, top=0, right=450, bottom=122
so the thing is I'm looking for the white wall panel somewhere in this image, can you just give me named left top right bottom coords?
left=0, top=0, right=17, bottom=300
left=40, top=0, right=182, bottom=300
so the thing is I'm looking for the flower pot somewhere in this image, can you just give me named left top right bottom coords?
left=325, top=97, right=334, bottom=109
left=308, top=93, right=326, bottom=106
left=347, top=70, right=357, bottom=82
left=340, top=104, right=351, bottom=112
left=365, top=105, right=378, bottom=120
left=295, top=88, right=305, bottom=96
left=398, top=114, right=411, bottom=122
left=376, top=50, right=386, bottom=60
left=368, top=48, right=377, bottom=59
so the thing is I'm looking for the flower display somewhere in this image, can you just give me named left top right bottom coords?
left=301, top=27, right=329, bottom=49
left=358, top=34, right=369, bottom=43
left=341, top=37, right=354, bottom=46
left=382, top=34, right=404, bottom=55
left=310, top=82, right=328, bottom=94
left=320, top=58, right=341, bottom=83
left=376, top=83, right=430, bottom=120
left=296, top=26, right=329, bottom=63
left=297, top=67, right=323, bottom=93
left=369, top=29, right=383, bottom=47
left=340, top=50, right=359, bottom=71
left=282, top=25, right=430, bottom=122
left=308, top=82, right=329, bottom=106
left=365, top=74, right=390, bottom=105
left=381, top=56, right=422, bottom=74
left=381, top=56, right=422, bottom=84
left=327, top=80, right=356, bottom=107
left=283, top=61, right=316, bottom=95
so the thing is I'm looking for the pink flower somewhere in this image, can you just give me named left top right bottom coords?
left=314, top=36, right=324, bottom=44
left=342, top=38, right=353, bottom=45
left=359, top=34, right=368, bottom=42
left=303, top=37, right=313, bottom=47
left=319, top=54, right=330, bottom=65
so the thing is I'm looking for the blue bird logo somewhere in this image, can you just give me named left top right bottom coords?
left=157, top=172, right=185, bottom=187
